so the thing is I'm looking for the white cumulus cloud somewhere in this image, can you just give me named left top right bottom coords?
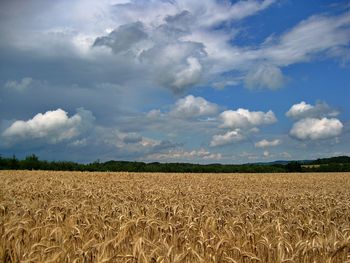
left=170, top=95, right=219, bottom=118
left=210, top=129, right=245, bottom=147
left=255, top=139, right=281, bottom=148
left=2, top=108, right=94, bottom=144
left=220, top=108, right=277, bottom=129
left=210, top=108, right=277, bottom=147
left=286, top=101, right=339, bottom=119
left=289, top=117, right=343, bottom=140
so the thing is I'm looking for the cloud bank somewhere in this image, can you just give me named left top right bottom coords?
left=2, top=1, right=350, bottom=93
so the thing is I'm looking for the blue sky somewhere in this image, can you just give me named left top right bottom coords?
left=0, top=0, right=349, bottom=163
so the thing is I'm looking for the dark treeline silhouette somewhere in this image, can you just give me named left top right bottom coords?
left=311, top=156, right=350, bottom=165
left=0, top=154, right=349, bottom=173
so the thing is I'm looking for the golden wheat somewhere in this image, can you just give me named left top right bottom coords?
left=0, top=171, right=350, bottom=262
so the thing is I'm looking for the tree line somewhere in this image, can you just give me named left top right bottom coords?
left=0, top=154, right=349, bottom=173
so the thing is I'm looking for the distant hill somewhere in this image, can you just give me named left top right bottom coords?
left=310, top=156, right=350, bottom=165
left=253, top=160, right=313, bottom=166
left=254, top=156, right=350, bottom=166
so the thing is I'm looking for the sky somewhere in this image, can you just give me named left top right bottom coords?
left=0, top=0, right=350, bottom=164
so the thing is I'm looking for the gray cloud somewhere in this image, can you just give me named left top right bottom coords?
left=4, top=77, right=33, bottom=92
left=97, top=129, right=182, bottom=160
left=93, top=22, right=147, bottom=54
left=2, top=1, right=350, bottom=93
left=144, top=148, right=222, bottom=162
left=88, top=0, right=281, bottom=92
left=244, top=64, right=285, bottom=90
left=163, top=10, right=194, bottom=34
left=122, top=133, right=143, bottom=144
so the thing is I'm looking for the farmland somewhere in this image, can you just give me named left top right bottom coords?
left=1, top=171, right=350, bottom=262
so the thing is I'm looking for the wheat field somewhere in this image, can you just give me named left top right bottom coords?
left=0, top=171, right=350, bottom=262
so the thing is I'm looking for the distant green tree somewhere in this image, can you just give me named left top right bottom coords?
left=10, top=155, right=20, bottom=169
left=286, top=162, right=302, bottom=172
left=22, top=154, right=40, bottom=170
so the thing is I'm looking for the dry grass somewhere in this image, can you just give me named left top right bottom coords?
left=1, top=171, right=350, bottom=262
